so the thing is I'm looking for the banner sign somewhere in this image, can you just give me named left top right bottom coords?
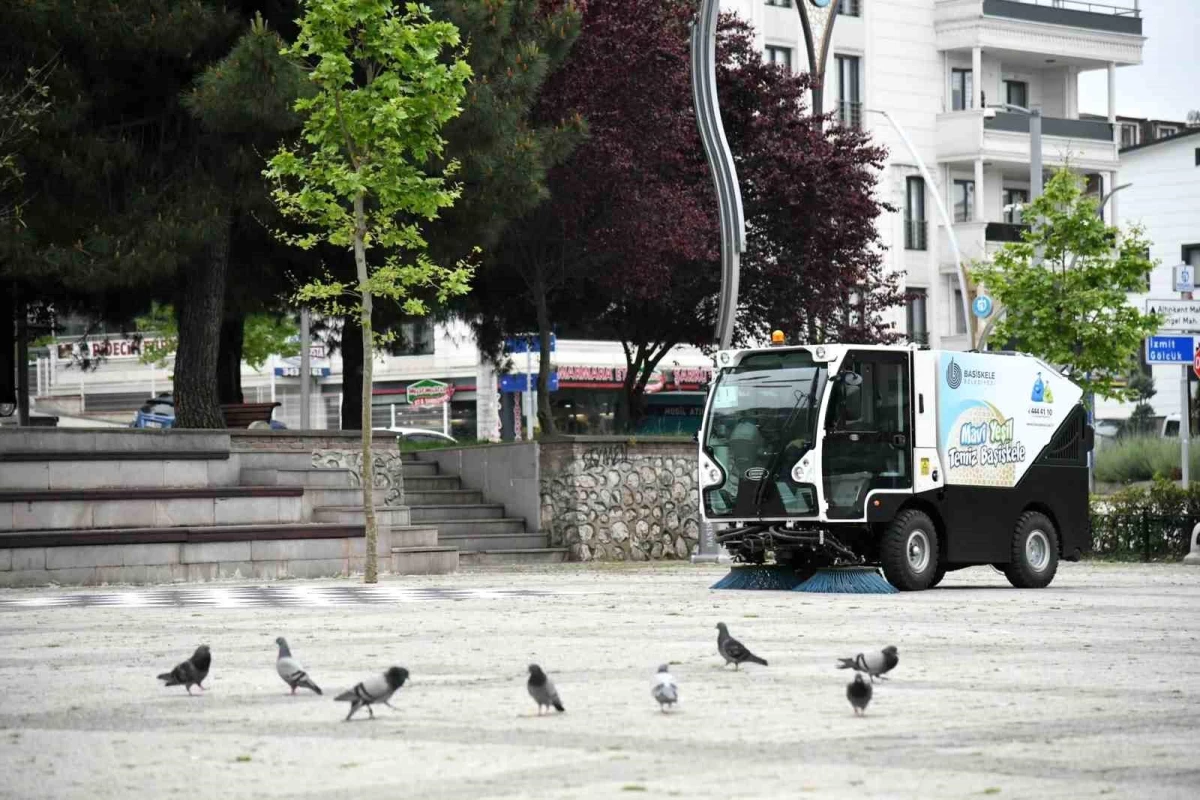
left=407, top=378, right=454, bottom=407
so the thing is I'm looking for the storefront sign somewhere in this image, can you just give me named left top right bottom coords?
left=55, top=337, right=171, bottom=361
left=556, top=365, right=712, bottom=389
left=407, top=378, right=454, bottom=407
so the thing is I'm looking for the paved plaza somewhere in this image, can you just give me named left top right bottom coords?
left=1, top=562, right=1198, bottom=799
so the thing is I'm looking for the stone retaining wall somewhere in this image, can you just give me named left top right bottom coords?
left=539, top=438, right=700, bottom=562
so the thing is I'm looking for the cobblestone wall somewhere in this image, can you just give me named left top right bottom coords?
left=540, top=439, right=700, bottom=561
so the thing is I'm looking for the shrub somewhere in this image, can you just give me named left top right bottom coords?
left=1093, top=435, right=1200, bottom=484
left=1090, top=478, right=1199, bottom=560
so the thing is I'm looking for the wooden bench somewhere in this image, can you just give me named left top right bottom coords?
left=0, top=450, right=230, bottom=462
left=220, top=402, right=281, bottom=429
left=0, top=522, right=364, bottom=549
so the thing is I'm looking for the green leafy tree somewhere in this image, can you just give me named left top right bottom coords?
left=136, top=302, right=298, bottom=371
left=264, top=0, right=473, bottom=582
left=973, top=169, right=1160, bottom=401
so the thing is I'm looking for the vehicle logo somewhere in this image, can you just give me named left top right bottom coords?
left=745, top=467, right=768, bottom=481
left=1031, top=371, right=1053, bottom=403
left=946, top=358, right=962, bottom=390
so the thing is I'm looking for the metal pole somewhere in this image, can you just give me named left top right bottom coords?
left=525, top=338, right=534, bottom=441
left=443, top=396, right=450, bottom=437
left=299, top=307, right=311, bottom=430
left=1030, top=109, right=1043, bottom=201
left=866, top=108, right=973, bottom=346
left=1182, top=366, right=1190, bottom=487
left=16, top=291, right=29, bottom=426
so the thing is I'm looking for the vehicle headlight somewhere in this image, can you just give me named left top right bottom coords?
left=700, top=452, right=725, bottom=489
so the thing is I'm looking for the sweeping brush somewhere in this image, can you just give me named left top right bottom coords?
left=710, top=564, right=803, bottom=591
left=793, top=566, right=898, bottom=594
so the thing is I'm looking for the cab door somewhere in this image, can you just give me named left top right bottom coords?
left=822, top=350, right=913, bottom=519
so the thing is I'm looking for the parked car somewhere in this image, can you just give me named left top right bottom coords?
left=132, top=395, right=175, bottom=429
left=375, top=426, right=457, bottom=445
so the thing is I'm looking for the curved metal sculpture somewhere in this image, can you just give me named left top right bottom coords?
left=689, top=0, right=745, bottom=350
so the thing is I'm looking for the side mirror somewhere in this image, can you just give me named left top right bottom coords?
left=692, top=430, right=700, bottom=444
left=841, top=372, right=864, bottom=387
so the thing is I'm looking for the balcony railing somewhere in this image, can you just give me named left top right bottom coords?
left=985, top=222, right=1030, bottom=243
left=984, top=111, right=1114, bottom=141
left=981, top=0, right=1142, bottom=35
left=837, top=101, right=862, bottom=129
left=904, top=220, right=928, bottom=251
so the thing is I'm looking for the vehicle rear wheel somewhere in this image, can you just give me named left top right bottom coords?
left=880, top=509, right=939, bottom=591
left=1002, top=511, right=1059, bottom=589
left=928, top=566, right=948, bottom=588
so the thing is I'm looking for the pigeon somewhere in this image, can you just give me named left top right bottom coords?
left=334, top=667, right=407, bottom=721
left=836, top=645, right=899, bottom=683
left=527, top=664, right=564, bottom=715
left=651, top=664, right=678, bottom=712
left=847, top=673, right=872, bottom=716
left=716, top=622, right=768, bottom=670
left=157, top=645, right=211, bottom=695
left=275, top=637, right=322, bottom=696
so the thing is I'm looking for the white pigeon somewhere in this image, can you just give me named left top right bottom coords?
left=275, top=637, right=322, bottom=695
left=836, top=645, right=899, bottom=684
left=651, top=664, right=678, bottom=712
left=335, top=667, right=408, bottom=721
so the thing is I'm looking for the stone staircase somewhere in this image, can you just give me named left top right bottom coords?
left=400, top=452, right=567, bottom=565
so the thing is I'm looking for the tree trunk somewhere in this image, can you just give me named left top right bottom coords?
left=0, top=280, right=14, bottom=414
left=216, top=310, right=245, bottom=405
left=354, top=192, right=378, bottom=584
left=174, top=212, right=231, bottom=429
left=341, top=313, right=363, bottom=430
left=534, top=268, right=556, bottom=436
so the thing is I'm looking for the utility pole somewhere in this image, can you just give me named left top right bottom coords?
left=299, top=307, right=311, bottom=430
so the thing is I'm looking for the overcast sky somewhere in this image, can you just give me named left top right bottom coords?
left=1077, top=0, right=1199, bottom=121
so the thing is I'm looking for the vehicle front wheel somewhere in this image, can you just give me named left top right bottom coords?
left=928, top=566, right=948, bottom=588
left=880, top=509, right=939, bottom=591
left=1003, top=512, right=1059, bottom=589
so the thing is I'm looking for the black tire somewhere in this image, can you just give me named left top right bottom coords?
left=1002, top=511, right=1059, bottom=589
left=928, top=566, right=948, bottom=588
left=880, top=509, right=939, bottom=591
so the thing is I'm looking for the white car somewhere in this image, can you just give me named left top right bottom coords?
left=374, top=427, right=457, bottom=445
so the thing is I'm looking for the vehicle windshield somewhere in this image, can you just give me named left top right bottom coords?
left=701, top=349, right=826, bottom=518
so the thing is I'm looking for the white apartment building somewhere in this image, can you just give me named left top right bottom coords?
left=726, top=0, right=1145, bottom=348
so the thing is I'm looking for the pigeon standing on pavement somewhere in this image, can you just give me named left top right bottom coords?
left=275, top=637, right=322, bottom=695
left=847, top=673, right=872, bottom=716
left=527, top=664, right=565, bottom=715
left=651, top=664, right=678, bottom=712
left=334, top=667, right=408, bottom=721
left=836, top=645, right=899, bottom=683
left=716, top=622, right=768, bottom=670
left=157, top=645, right=211, bottom=695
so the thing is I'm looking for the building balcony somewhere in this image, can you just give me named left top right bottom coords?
left=836, top=100, right=863, bottom=129
left=935, top=0, right=1144, bottom=68
left=937, top=110, right=1117, bottom=171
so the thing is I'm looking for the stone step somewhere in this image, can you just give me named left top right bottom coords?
left=404, top=475, right=461, bottom=491
left=458, top=548, right=570, bottom=566
left=410, top=504, right=506, bottom=522
left=0, top=457, right=239, bottom=491
left=438, top=531, right=549, bottom=551
left=0, top=429, right=231, bottom=453
left=0, top=487, right=305, bottom=531
left=302, top=487, right=363, bottom=507
left=0, top=522, right=363, bottom=550
left=432, top=518, right=526, bottom=536
left=241, top=467, right=354, bottom=488
left=312, top=505, right=411, bottom=527
left=390, top=545, right=458, bottom=575
left=402, top=489, right=484, bottom=506
left=232, top=451, right=315, bottom=471
left=401, top=462, right=439, bottom=477
left=387, top=526, right=440, bottom=548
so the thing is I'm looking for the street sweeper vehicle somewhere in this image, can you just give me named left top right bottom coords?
left=698, top=340, right=1094, bottom=591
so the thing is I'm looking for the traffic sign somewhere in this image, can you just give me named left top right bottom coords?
left=499, top=372, right=559, bottom=393
left=1176, top=264, right=1195, bottom=294
left=1145, top=299, right=1200, bottom=332
left=1193, top=349, right=1200, bottom=379
left=971, top=295, right=993, bottom=318
left=1145, top=335, right=1197, bottom=364
left=504, top=334, right=556, bottom=354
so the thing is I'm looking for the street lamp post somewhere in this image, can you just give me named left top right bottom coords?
left=984, top=103, right=1043, bottom=200
left=865, top=108, right=973, bottom=347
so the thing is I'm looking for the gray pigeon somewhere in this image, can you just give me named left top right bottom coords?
left=716, top=622, right=768, bottom=670
left=527, top=664, right=564, bottom=715
left=847, top=673, right=872, bottom=716
left=157, top=645, right=211, bottom=695
left=837, top=645, right=898, bottom=683
left=651, top=664, right=678, bottom=712
left=334, top=667, right=407, bottom=721
left=275, top=637, right=322, bottom=695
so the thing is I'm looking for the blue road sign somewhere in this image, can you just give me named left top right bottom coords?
left=504, top=334, right=556, bottom=354
left=500, top=372, right=559, bottom=393
left=972, top=295, right=993, bottom=318
left=1145, top=335, right=1198, bottom=364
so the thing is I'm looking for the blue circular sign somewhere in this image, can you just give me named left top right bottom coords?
left=972, top=295, right=994, bottom=318
left=810, top=0, right=833, bottom=7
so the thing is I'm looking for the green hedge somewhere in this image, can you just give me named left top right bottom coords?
left=1093, top=435, right=1200, bottom=484
left=1090, top=478, right=1199, bottom=560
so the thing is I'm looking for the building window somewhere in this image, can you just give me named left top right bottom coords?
left=905, top=177, right=927, bottom=251
left=951, top=68, right=973, bottom=111
left=953, top=179, right=975, bottom=223
left=1004, top=80, right=1028, bottom=110
left=906, top=288, right=928, bottom=345
left=1195, top=148, right=1200, bottom=167
left=953, top=286, right=967, bottom=335
left=764, top=45, right=792, bottom=70
left=838, top=0, right=861, bottom=15
left=387, top=317, right=435, bottom=356
left=765, top=0, right=792, bottom=6
left=1120, top=122, right=1140, bottom=148
left=835, top=54, right=861, bottom=128
left=1003, top=188, right=1029, bottom=224
left=1158, top=125, right=1179, bottom=139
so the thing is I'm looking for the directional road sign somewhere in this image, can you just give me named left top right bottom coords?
left=1145, top=335, right=1198, bottom=364
left=1146, top=299, right=1200, bottom=332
